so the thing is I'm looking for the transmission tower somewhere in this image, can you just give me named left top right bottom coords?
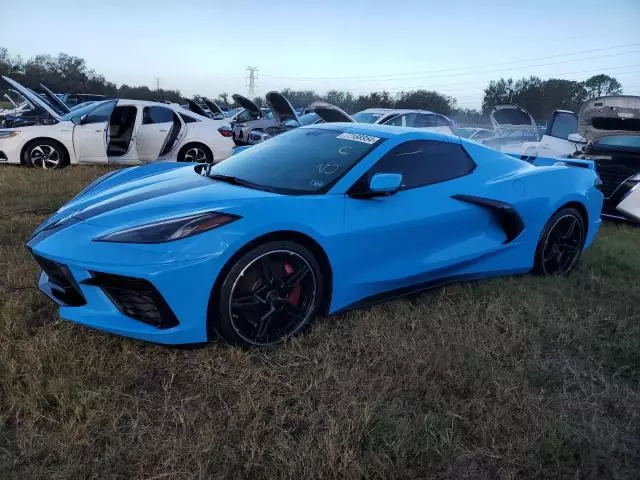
left=246, top=66, right=258, bottom=97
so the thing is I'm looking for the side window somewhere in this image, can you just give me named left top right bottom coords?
left=413, top=114, right=436, bottom=128
left=402, top=113, right=419, bottom=127
left=366, top=140, right=476, bottom=190
left=143, top=106, right=174, bottom=124
left=433, top=115, right=451, bottom=127
left=83, top=101, right=116, bottom=124
left=383, top=115, right=404, bottom=126
left=548, top=112, right=578, bottom=139
left=235, top=110, right=253, bottom=122
left=179, top=113, right=197, bottom=123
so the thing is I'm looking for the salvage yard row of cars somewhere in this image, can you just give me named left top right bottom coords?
left=1, top=75, right=639, bottom=348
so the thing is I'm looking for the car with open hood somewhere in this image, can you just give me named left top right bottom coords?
left=569, top=96, right=640, bottom=223
left=0, top=76, right=233, bottom=169
left=27, top=122, right=602, bottom=347
left=228, top=94, right=275, bottom=145
left=246, top=91, right=323, bottom=145
left=310, top=103, right=456, bottom=135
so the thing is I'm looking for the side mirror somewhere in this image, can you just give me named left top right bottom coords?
left=71, top=116, right=83, bottom=125
left=369, top=173, right=403, bottom=195
left=567, top=133, right=586, bottom=143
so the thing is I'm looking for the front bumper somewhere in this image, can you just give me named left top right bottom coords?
left=27, top=222, right=229, bottom=344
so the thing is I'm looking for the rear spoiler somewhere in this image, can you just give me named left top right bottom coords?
left=509, top=152, right=595, bottom=170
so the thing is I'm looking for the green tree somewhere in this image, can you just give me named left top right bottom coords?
left=583, top=74, right=623, bottom=98
left=395, top=90, right=454, bottom=114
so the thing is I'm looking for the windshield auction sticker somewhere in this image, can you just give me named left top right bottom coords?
left=336, top=132, right=380, bottom=144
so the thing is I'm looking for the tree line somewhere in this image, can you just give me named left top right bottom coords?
left=0, top=47, right=624, bottom=124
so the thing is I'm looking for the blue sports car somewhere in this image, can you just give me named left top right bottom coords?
left=27, top=123, right=603, bottom=347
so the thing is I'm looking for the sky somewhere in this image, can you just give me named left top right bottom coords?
left=1, top=0, right=639, bottom=109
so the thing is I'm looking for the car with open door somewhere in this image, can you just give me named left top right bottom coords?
left=310, top=103, right=455, bottom=135
left=0, top=76, right=233, bottom=169
left=229, top=94, right=276, bottom=145
left=27, top=123, right=602, bottom=347
left=519, top=110, right=583, bottom=158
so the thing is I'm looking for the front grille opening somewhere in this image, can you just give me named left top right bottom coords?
left=32, top=254, right=86, bottom=306
left=83, top=272, right=179, bottom=329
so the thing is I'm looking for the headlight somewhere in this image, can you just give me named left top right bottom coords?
left=0, top=131, right=19, bottom=139
left=94, top=212, right=239, bottom=243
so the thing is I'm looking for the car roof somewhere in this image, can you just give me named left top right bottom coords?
left=357, top=108, right=439, bottom=115
left=302, top=122, right=459, bottom=141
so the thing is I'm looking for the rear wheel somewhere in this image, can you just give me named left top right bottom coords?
left=533, top=207, right=585, bottom=275
left=177, top=143, right=213, bottom=163
left=23, top=139, right=69, bottom=169
left=213, top=241, right=324, bottom=347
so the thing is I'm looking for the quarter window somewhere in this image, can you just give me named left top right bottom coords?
left=179, top=113, right=197, bottom=123
left=364, top=140, right=475, bottom=190
left=143, top=106, right=174, bottom=124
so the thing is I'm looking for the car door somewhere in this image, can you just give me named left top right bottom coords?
left=539, top=111, right=580, bottom=156
left=72, top=100, right=117, bottom=164
left=342, top=139, right=505, bottom=300
left=136, top=105, right=174, bottom=162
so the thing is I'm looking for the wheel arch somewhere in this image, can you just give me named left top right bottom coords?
left=207, top=230, right=334, bottom=336
left=20, top=137, right=70, bottom=166
left=177, top=141, right=213, bottom=162
left=555, top=200, right=589, bottom=237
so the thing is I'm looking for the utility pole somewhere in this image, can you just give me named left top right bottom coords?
left=246, top=66, right=258, bottom=97
left=154, top=77, right=160, bottom=90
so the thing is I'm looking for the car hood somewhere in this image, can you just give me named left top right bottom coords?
left=490, top=103, right=537, bottom=135
left=2, top=76, right=62, bottom=121
left=265, top=91, right=299, bottom=125
left=578, top=96, right=640, bottom=142
left=34, top=163, right=278, bottom=236
left=309, top=101, right=354, bottom=123
left=232, top=94, right=262, bottom=117
left=39, top=83, right=71, bottom=115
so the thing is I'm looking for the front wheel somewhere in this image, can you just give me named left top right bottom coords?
left=177, top=143, right=213, bottom=163
left=23, top=140, right=68, bottom=169
left=533, top=207, right=585, bottom=275
left=213, top=241, right=324, bottom=347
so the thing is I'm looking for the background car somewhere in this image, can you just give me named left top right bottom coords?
left=310, top=103, right=456, bottom=135
left=229, top=94, right=275, bottom=145
left=28, top=123, right=602, bottom=348
left=0, top=76, right=233, bottom=168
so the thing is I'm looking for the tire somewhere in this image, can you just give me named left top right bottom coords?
left=533, top=207, right=585, bottom=275
left=212, top=241, right=324, bottom=347
left=177, top=143, right=213, bottom=163
left=23, top=139, right=69, bottom=169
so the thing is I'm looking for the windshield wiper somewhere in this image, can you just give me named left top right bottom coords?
left=207, top=174, right=271, bottom=192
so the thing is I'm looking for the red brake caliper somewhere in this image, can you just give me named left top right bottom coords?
left=283, top=262, right=300, bottom=305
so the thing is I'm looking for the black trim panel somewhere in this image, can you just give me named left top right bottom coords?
left=451, top=194, right=524, bottom=243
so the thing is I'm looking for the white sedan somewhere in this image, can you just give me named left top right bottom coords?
left=0, top=77, right=233, bottom=169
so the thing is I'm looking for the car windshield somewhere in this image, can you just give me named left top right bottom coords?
left=593, top=135, right=640, bottom=150
left=60, top=101, right=109, bottom=121
left=353, top=111, right=385, bottom=124
left=456, top=128, right=475, bottom=138
left=284, top=112, right=319, bottom=128
left=209, top=128, right=384, bottom=194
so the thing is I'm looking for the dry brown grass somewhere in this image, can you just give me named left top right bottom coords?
left=1, top=165, right=639, bottom=479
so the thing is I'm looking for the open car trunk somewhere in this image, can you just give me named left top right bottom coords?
left=490, top=103, right=537, bottom=137
left=309, top=102, right=354, bottom=123
left=265, top=91, right=299, bottom=126
left=203, top=98, right=224, bottom=116
left=232, top=94, right=263, bottom=119
left=579, top=96, right=640, bottom=143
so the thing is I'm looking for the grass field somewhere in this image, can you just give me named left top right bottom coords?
left=1, top=165, right=639, bottom=479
